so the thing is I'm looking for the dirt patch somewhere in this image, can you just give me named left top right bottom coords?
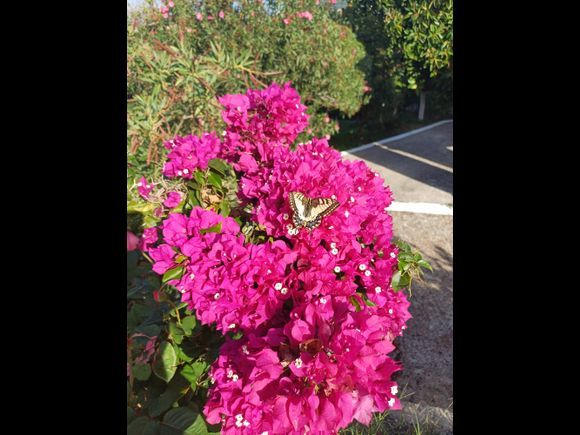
left=390, top=212, right=453, bottom=411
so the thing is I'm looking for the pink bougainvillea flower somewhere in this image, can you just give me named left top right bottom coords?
left=196, top=12, right=203, bottom=21
left=163, top=191, right=182, bottom=208
left=139, top=227, right=158, bottom=252
left=218, top=10, right=225, bottom=19
left=162, top=132, right=221, bottom=179
left=283, top=17, right=291, bottom=25
left=168, top=1, right=174, bottom=7
left=297, top=11, right=314, bottom=21
left=137, top=177, right=153, bottom=199
left=127, top=231, right=139, bottom=251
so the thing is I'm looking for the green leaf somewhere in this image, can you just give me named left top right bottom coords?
left=162, top=266, right=185, bottom=283
left=128, top=417, right=160, bottom=435
left=181, top=316, right=197, bottom=335
left=199, top=223, right=222, bottom=235
left=349, top=295, right=362, bottom=312
left=153, top=341, right=178, bottom=383
left=418, top=259, right=433, bottom=272
left=219, top=200, right=230, bottom=217
left=169, top=322, right=184, bottom=345
left=391, top=270, right=402, bottom=290
left=148, top=375, right=190, bottom=418
left=359, top=292, right=377, bottom=307
left=207, top=171, right=223, bottom=189
left=180, top=361, right=208, bottom=388
left=160, top=406, right=208, bottom=435
left=132, top=363, right=152, bottom=381
left=208, top=158, right=228, bottom=176
left=194, top=170, right=205, bottom=186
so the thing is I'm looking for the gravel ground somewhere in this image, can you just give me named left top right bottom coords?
left=390, top=211, right=453, bottom=411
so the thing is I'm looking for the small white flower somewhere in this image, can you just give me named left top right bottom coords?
left=137, top=182, right=142, bottom=187
left=228, top=323, right=236, bottom=329
left=350, top=196, right=355, bottom=203
left=281, top=288, right=288, bottom=295
left=391, top=385, right=398, bottom=395
left=235, top=414, right=243, bottom=422
left=209, top=376, right=215, bottom=384
left=189, top=274, right=195, bottom=280
left=357, top=186, right=362, bottom=191
left=232, top=374, right=239, bottom=382
left=375, top=286, right=382, bottom=293
left=294, top=358, right=303, bottom=368
left=214, top=293, right=220, bottom=300
left=331, top=248, right=338, bottom=255
left=402, top=325, right=407, bottom=330
left=261, top=432, right=269, bottom=435
left=222, top=130, right=227, bottom=136
left=283, top=213, right=289, bottom=220
left=331, top=194, right=337, bottom=200
left=359, top=264, right=367, bottom=271
left=320, top=297, right=327, bottom=304
left=330, top=242, right=337, bottom=249
left=295, top=103, right=299, bottom=109
left=183, top=168, right=189, bottom=174
left=388, top=309, right=394, bottom=315
left=227, top=369, right=234, bottom=378
left=146, top=184, right=151, bottom=189
left=328, top=225, right=334, bottom=230
left=274, top=282, right=283, bottom=291
left=364, top=270, right=371, bottom=276
left=344, top=211, right=350, bottom=218
left=177, top=170, right=183, bottom=176
left=235, top=421, right=243, bottom=428
left=374, top=172, right=379, bottom=177
left=243, top=420, right=250, bottom=427
left=242, top=345, right=249, bottom=355
left=287, top=224, right=293, bottom=230
left=334, top=266, right=341, bottom=273
left=388, top=398, right=395, bottom=407
left=236, top=106, right=242, bottom=112
left=267, top=269, right=272, bottom=274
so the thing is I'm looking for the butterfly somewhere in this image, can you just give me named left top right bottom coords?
left=288, top=192, right=339, bottom=230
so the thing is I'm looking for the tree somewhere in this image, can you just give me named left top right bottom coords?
left=383, top=0, right=453, bottom=120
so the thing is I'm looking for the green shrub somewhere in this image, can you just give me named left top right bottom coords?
left=128, top=0, right=367, bottom=178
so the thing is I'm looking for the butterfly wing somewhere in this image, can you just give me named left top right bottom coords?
left=289, top=192, right=339, bottom=230
left=289, top=192, right=308, bottom=228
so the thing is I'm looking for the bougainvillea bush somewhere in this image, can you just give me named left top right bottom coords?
left=127, top=83, right=430, bottom=434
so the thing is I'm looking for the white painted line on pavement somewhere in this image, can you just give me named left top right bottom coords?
left=375, top=143, right=453, bottom=173
left=387, top=201, right=453, bottom=215
left=343, top=119, right=453, bottom=154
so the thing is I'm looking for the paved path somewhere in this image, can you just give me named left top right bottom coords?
left=342, top=121, right=453, bottom=206
left=342, top=121, right=454, bottom=422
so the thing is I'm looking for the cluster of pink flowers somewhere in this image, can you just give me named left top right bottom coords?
left=162, top=132, right=222, bottom=179
left=143, top=83, right=411, bottom=433
left=159, top=0, right=174, bottom=19
left=283, top=11, right=314, bottom=25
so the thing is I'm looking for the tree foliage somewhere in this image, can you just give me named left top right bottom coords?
left=128, top=0, right=367, bottom=177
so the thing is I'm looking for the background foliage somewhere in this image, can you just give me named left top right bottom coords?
left=339, top=0, right=453, bottom=131
left=128, top=0, right=367, bottom=179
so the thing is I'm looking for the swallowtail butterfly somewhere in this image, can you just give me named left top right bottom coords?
left=289, top=192, right=339, bottom=230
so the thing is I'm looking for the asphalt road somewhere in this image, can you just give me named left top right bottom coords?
left=343, top=121, right=453, bottom=204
